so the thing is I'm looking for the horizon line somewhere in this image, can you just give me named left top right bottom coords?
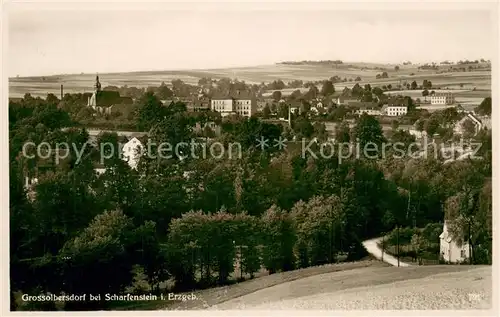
left=9, top=58, right=490, bottom=79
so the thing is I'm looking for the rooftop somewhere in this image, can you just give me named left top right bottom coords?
left=212, top=90, right=255, bottom=100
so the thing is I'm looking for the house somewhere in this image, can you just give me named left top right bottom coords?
left=256, top=100, right=267, bottom=111
left=381, top=97, right=409, bottom=116
left=431, top=93, right=455, bottom=105
left=355, top=109, right=381, bottom=116
left=290, top=106, right=300, bottom=114
left=161, top=99, right=174, bottom=106
left=211, top=91, right=257, bottom=118
left=309, top=106, right=320, bottom=115
left=94, top=163, right=107, bottom=176
left=184, top=96, right=211, bottom=112
left=386, top=96, right=410, bottom=107
left=479, top=115, right=491, bottom=130
left=23, top=176, right=39, bottom=201
left=256, top=98, right=275, bottom=112
left=87, top=75, right=133, bottom=114
left=453, top=113, right=483, bottom=136
left=122, top=137, right=145, bottom=170
left=409, top=128, right=427, bottom=139
left=439, top=220, right=471, bottom=263
left=383, top=105, right=408, bottom=116
left=336, top=96, right=358, bottom=106
left=354, top=103, right=382, bottom=116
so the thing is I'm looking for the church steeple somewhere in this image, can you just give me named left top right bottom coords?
left=94, top=75, right=101, bottom=92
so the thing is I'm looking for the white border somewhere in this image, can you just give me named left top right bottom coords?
left=1, top=1, right=498, bottom=317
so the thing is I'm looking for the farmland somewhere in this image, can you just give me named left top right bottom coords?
left=9, top=62, right=491, bottom=99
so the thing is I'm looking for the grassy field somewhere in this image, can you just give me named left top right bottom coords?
left=9, top=63, right=491, bottom=98
left=212, top=265, right=491, bottom=310
left=164, top=259, right=388, bottom=310
left=106, top=259, right=387, bottom=310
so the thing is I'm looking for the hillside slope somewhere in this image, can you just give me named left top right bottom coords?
left=210, top=265, right=491, bottom=310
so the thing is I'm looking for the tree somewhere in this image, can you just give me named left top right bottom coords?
left=293, top=117, right=314, bottom=139
left=351, top=83, right=364, bottom=97
left=355, top=76, right=362, bottom=81
left=411, top=81, right=418, bottom=90
left=136, top=92, right=166, bottom=131
left=414, top=119, right=424, bottom=132
left=59, top=210, right=136, bottom=309
left=461, top=119, right=476, bottom=139
left=262, top=105, right=271, bottom=119
left=422, top=89, right=429, bottom=101
left=391, top=120, right=400, bottom=131
left=313, top=122, right=327, bottom=142
left=391, top=129, right=416, bottom=148
left=475, top=97, right=491, bottom=116
left=272, top=90, right=282, bottom=102
left=372, top=87, right=384, bottom=98
left=46, top=93, right=60, bottom=106
left=289, top=89, right=302, bottom=100
left=335, top=122, right=351, bottom=143
left=261, top=205, right=296, bottom=273
left=353, top=113, right=386, bottom=151
left=155, top=82, right=174, bottom=99
left=361, top=91, right=373, bottom=102
left=422, top=80, right=432, bottom=89
left=394, top=65, right=400, bottom=71
left=320, top=80, right=335, bottom=96
left=424, top=118, right=440, bottom=136
left=291, top=195, right=344, bottom=266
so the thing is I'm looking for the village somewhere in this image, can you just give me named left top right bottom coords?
left=8, top=5, right=493, bottom=312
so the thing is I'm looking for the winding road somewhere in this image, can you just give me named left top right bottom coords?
left=361, top=237, right=410, bottom=267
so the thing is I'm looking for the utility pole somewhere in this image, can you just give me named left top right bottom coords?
left=469, top=219, right=472, bottom=265
left=381, top=233, right=384, bottom=261
left=288, top=103, right=292, bottom=128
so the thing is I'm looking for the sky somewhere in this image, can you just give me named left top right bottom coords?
left=8, top=6, right=495, bottom=77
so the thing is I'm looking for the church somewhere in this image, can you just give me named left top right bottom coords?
left=87, top=75, right=133, bottom=114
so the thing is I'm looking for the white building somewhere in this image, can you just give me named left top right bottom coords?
left=383, top=105, right=408, bottom=116
left=355, top=109, right=382, bottom=116
left=439, top=221, right=471, bottom=263
left=122, top=137, right=144, bottom=170
left=211, top=99, right=235, bottom=117
left=409, top=129, right=427, bottom=139
left=211, top=92, right=256, bottom=118
left=431, top=93, right=455, bottom=105
left=453, top=113, right=483, bottom=136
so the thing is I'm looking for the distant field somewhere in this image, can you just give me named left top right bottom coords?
left=9, top=63, right=491, bottom=98
left=384, top=89, right=489, bottom=105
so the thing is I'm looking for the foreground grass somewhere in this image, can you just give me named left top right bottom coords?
left=214, top=265, right=491, bottom=310
left=165, top=259, right=388, bottom=310
left=110, top=259, right=387, bottom=310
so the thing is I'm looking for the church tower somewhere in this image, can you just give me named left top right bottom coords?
left=94, top=75, right=101, bottom=92
left=87, top=74, right=101, bottom=108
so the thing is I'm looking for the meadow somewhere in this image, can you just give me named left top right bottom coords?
left=9, top=62, right=491, bottom=99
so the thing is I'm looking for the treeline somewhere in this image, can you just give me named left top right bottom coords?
left=278, top=60, right=344, bottom=65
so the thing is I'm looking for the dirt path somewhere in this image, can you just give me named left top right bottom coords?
left=362, top=237, right=411, bottom=267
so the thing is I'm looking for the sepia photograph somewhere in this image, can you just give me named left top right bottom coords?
left=5, top=1, right=496, bottom=313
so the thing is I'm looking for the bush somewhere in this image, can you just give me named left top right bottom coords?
left=386, top=227, right=417, bottom=245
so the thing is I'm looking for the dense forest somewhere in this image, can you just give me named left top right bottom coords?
left=9, top=89, right=492, bottom=310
